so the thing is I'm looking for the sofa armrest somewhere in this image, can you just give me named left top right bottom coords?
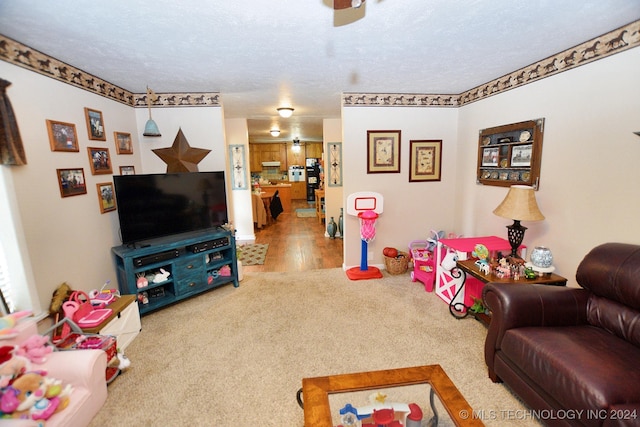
left=482, top=283, right=589, bottom=380
left=44, top=349, right=107, bottom=390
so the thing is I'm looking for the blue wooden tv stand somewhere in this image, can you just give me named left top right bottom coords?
left=111, top=228, right=238, bottom=315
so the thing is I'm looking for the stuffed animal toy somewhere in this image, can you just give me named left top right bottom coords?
left=0, top=346, right=29, bottom=388
left=441, top=251, right=459, bottom=271
left=0, top=371, right=72, bottom=421
left=15, top=335, right=52, bottom=365
left=0, top=310, right=32, bottom=338
left=152, top=268, right=171, bottom=283
left=49, top=282, right=72, bottom=315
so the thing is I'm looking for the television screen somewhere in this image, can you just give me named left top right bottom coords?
left=113, top=171, right=228, bottom=245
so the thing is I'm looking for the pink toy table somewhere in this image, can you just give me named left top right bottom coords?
left=434, top=236, right=524, bottom=311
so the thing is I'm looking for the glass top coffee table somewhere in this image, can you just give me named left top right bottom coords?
left=299, top=364, right=483, bottom=426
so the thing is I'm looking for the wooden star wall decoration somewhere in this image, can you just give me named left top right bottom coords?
left=152, top=128, right=211, bottom=173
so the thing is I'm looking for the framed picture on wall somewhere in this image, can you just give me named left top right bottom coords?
left=327, top=142, right=342, bottom=187
left=56, top=168, right=87, bottom=197
left=46, top=120, right=79, bottom=152
left=229, top=144, right=247, bottom=190
left=409, top=140, right=442, bottom=182
left=84, top=107, right=106, bottom=141
left=119, top=165, right=135, bottom=175
left=114, top=132, right=133, bottom=154
left=367, top=130, right=401, bottom=173
left=96, top=182, right=116, bottom=213
left=87, top=147, right=113, bottom=175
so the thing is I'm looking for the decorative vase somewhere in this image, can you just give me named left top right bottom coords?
left=327, top=217, right=337, bottom=239
left=530, top=246, right=553, bottom=268
left=338, top=208, right=344, bottom=239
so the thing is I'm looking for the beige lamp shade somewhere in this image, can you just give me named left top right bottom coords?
left=493, top=185, right=545, bottom=221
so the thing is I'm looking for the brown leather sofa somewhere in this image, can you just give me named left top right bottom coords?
left=483, top=243, right=640, bottom=427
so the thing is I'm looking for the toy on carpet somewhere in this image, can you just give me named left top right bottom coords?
left=345, top=191, right=384, bottom=280
left=0, top=371, right=72, bottom=421
left=15, top=335, right=53, bottom=365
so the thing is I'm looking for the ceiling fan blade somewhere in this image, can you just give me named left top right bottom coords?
left=333, top=0, right=365, bottom=10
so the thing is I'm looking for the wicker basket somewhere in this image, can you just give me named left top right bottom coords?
left=384, top=251, right=409, bottom=275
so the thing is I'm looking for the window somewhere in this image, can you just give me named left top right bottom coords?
left=0, top=167, right=39, bottom=316
left=0, top=243, right=13, bottom=314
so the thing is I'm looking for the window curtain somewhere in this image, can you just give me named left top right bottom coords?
left=0, top=78, right=27, bottom=166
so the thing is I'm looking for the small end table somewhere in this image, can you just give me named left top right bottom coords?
left=451, top=259, right=567, bottom=323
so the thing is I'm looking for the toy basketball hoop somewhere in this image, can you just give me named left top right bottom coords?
left=346, top=192, right=384, bottom=280
left=358, top=210, right=378, bottom=243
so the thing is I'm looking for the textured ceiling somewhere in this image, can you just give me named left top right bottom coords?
left=1, top=0, right=639, bottom=143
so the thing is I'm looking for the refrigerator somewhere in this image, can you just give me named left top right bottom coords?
left=306, top=158, right=321, bottom=202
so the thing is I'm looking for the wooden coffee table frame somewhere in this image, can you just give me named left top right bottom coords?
left=300, top=364, right=483, bottom=426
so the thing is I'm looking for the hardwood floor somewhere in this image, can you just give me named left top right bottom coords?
left=242, top=199, right=344, bottom=273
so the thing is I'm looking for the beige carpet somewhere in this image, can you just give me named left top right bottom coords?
left=90, top=269, right=541, bottom=427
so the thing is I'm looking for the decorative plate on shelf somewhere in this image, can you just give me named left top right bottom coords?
left=482, top=171, right=491, bottom=179
left=521, top=171, right=530, bottom=181
left=482, top=137, right=491, bottom=146
left=500, top=159, right=508, bottom=168
left=519, top=131, right=531, bottom=142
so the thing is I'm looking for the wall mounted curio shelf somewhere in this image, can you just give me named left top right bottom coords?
left=477, top=118, right=545, bottom=190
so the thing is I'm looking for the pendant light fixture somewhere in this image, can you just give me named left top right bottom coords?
left=270, top=129, right=280, bottom=137
left=292, top=138, right=301, bottom=153
left=277, top=107, right=294, bottom=118
left=143, top=86, right=161, bottom=137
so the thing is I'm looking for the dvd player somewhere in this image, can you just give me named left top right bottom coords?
left=133, top=249, right=180, bottom=267
left=187, top=237, right=229, bottom=253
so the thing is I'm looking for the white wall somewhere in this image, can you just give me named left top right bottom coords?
left=322, top=118, right=343, bottom=238
left=2, top=44, right=638, bottom=314
left=456, top=47, right=640, bottom=285
left=341, top=106, right=459, bottom=268
left=134, top=106, right=226, bottom=173
left=1, top=60, right=229, bottom=314
left=1, top=61, right=139, bottom=314
left=224, top=118, right=254, bottom=242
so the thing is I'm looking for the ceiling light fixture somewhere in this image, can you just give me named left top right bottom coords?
left=270, top=129, right=280, bottom=137
left=143, top=86, right=161, bottom=137
left=351, top=0, right=363, bottom=8
left=277, top=107, right=294, bottom=118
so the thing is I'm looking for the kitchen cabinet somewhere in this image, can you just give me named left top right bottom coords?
left=287, top=143, right=304, bottom=167
left=249, top=144, right=261, bottom=172
left=249, top=143, right=288, bottom=171
left=305, top=142, right=323, bottom=159
left=291, top=182, right=306, bottom=200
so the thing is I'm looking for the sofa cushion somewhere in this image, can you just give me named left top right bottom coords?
left=501, top=325, right=640, bottom=411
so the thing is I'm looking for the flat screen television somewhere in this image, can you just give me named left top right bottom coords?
left=113, top=171, right=228, bottom=245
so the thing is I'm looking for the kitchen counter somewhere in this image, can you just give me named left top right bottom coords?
left=259, top=184, right=292, bottom=213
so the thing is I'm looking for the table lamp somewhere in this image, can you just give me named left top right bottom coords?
left=493, top=185, right=544, bottom=257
